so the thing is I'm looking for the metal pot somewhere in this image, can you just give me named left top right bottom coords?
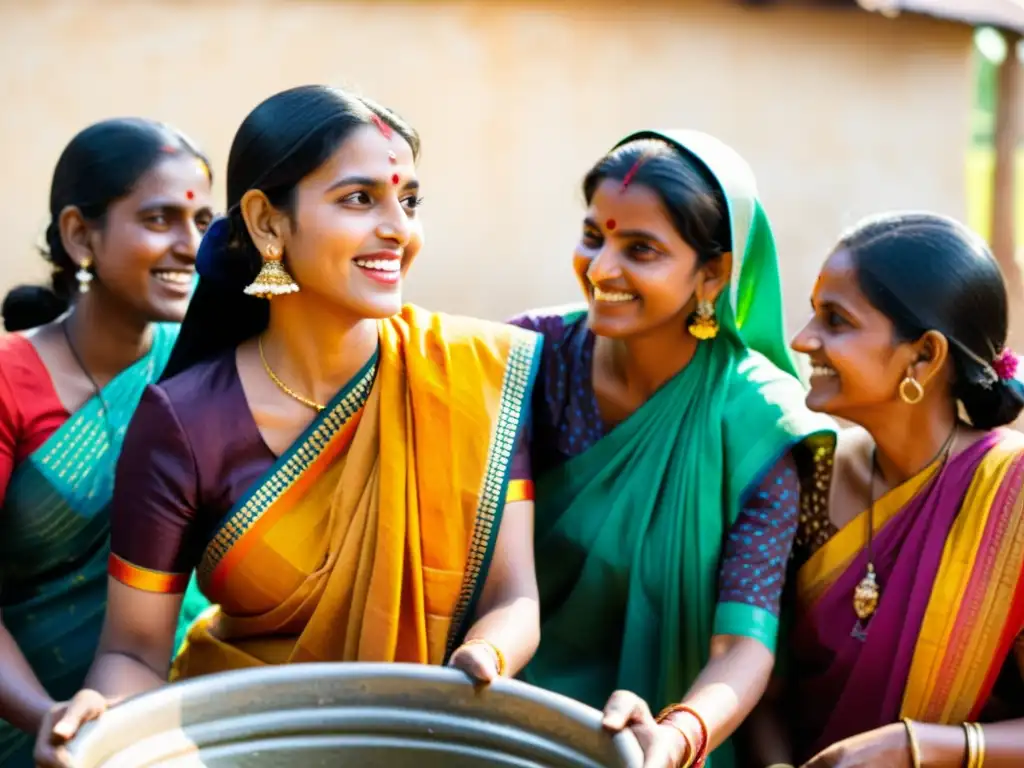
left=67, top=663, right=643, bottom=767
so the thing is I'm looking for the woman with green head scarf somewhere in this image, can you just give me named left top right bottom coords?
left=508, top=130, right=836, bottom=767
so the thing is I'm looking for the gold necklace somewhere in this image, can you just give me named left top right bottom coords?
left=851, top=425, right=958, bottom=640
left=258, top=336, right=325, bottom=412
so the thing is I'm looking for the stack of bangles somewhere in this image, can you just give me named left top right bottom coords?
left=459, top=638, right=507, bottom=677
left=902, top=718, right=986, bottom=768
left=655, top=704, right=709, bottom=768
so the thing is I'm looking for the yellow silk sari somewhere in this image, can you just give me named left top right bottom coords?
left=171, top=305, right=541, bottom=679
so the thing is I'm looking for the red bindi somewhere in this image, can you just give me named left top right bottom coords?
left=605, top=219, right=616, bottom=231
left=185, top=190, right=195, bottom=200
left=391, top=173, right=400, bottom=185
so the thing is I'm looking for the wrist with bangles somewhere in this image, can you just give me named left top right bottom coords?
left=901, top=717, right=987, bottom=768
left=457, top=638, right=507, bottom=677
left=655, top=703, right=709, bottom=768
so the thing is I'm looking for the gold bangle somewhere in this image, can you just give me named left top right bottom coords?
left=657, top=718, right=695, bottom=768
left=901, top=718, right=923, bottom=768
left=970, top=722, right=986, bottom=768
left=460, top=638, right=507, bottom=676
left=963, top=721, right=979, bottom=768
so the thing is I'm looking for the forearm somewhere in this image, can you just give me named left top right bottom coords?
left=670, top=635, right=774, bottom=753
left=916, top=719, right=1024, bottom=767
left=82, top=650, right=166, bottom=702
left=0, top=623, right=54, bottom=733
left=464, top=595, right=539, bottom=677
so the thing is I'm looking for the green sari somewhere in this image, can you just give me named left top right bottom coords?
left=521, top=130, right=836, bottom=768
left=0, top=324, right=208, bottom=767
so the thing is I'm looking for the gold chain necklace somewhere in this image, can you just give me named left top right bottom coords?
left=851, top=424, right=958, bottom=640
left=258, top=336, right=325, bottom=412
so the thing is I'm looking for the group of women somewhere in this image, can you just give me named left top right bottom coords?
left=0, top=84, right=1020, bottom=768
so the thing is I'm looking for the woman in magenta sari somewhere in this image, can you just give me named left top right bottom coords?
left=755, top=212, right=1024, bottom=767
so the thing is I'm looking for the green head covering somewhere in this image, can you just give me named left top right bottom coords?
left=613, top=129, right=798, bottom=378
left=524, top=129, right=835, bottom=768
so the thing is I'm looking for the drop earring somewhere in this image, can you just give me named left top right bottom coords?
left=687, top=298, right=719, bottom=340
left=243, top=244, right=299, bottom=299
left=76, top=257, right=93, bottom=294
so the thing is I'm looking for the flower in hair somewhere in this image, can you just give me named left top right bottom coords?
left=992, top=347, right=1019, bottom=381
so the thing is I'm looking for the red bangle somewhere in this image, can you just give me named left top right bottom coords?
left=656, top=705, right=709, bottom=767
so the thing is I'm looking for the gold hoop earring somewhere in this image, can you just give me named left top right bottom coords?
left=243, top=243, right=299, bottom=299
left=899, top=374, right=924, bottom=405
left=687, top=299, right=719, bottom=340
left=76, top=257, right=93, bottom=294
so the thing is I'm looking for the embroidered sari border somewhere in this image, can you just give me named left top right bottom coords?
left=443, top=334, right=542, bottom=660
left=903, top=444, right=1024, bottom=721
left=197, top=352, right=378, bottom=585
left=797, top=459, right=940, bottom=607
left=109, top=553, right=191, bottom=594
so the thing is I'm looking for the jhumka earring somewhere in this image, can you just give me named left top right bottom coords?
left=243, top=244, right=299, bottom=299
left=76, top=257, right=94, bottom=294
left=687, top=299, right=719, bottom=340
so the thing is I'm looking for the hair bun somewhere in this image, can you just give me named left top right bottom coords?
left=2, top=285, right=67, bottom=331
left=956, top=375, right=1024, bottom=429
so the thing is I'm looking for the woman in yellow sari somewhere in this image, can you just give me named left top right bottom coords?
left=34, top=85, right=542, bottom=768
left=753, top=212, right=1024, bottom=767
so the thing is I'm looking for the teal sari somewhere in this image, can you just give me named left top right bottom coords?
left=521, top=130, right=836, bottom=768
left=0, top=324, right=209, bottom=767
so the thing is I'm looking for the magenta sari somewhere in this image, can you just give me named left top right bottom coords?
left=790, top=431, right=1024, bottom=761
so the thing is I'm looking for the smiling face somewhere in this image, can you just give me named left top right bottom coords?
left=792, top=248, right=925, bottom=419
left=272, top=124, right=422, bottom=319
left=573, top=178, right=710, bottom=339
left=91, top=154, right=214, bottom=322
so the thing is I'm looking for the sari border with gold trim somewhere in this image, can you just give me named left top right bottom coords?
left=900, top=435, right=1024, bottom=722
left=196, top=352, right=378, bottom=588
left=443, top=332, right=543, bottom=660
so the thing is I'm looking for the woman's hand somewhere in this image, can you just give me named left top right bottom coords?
left=448, top=640, right=502, bottom=684
left=602, top=690, right=689, bottom=768
left=800, top=723, right=912, bottom=768
left=33, top=689, right=110, bottom=768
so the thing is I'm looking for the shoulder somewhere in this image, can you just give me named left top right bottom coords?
left=505, top=304, right=588, bottom=342
left=0, top=331, right=51, bottom=401
left=832, top=425, right=872, bottom=486
left=150, top=348, right=240, bottom=435
left=393, top=304, right=548, bottom=354
left=123, top=352, right=240, bottom=471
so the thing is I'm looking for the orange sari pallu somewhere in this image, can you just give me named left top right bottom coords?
left=170, top=305, right=542, bottom=679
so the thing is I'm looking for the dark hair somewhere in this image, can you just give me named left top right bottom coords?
left=2, top=118, right=211, bottom=332
left=838, top=211, right=1024, bottom=429
left=582, top=137, right=730, bottom=264
left=162, top=85, right=419, bottom=380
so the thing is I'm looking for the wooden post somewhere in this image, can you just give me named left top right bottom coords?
left=992, top=29, right=1024, bottom=348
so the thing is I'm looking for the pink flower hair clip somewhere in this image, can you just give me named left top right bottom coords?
left=992, top=347, right=1019, bottom=382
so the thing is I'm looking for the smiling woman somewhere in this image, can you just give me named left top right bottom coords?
left=32, top=86, right=544, bottom=768
left=0, top=117, right=214, bottom=768
left=508, top=130, right=836, bottom=768
left=762, top=212, right=1024, bottom=768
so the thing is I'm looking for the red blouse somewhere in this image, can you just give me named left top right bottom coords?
left=0, top=334, right=69, bottom=506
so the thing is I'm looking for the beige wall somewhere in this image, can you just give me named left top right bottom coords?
left=0, top=0, right=972, bottom=338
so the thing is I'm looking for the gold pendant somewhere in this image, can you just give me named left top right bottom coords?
left=853, top=565, right=880, bottom=621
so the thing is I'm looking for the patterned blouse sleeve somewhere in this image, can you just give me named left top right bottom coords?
left=108, top=385, right=205, bottom=594
left=712, top=450, right=800, bottom=653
